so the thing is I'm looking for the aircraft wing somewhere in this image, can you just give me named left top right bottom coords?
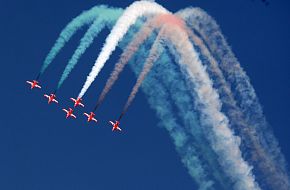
left=26, top=81, right=32, bottom=85
left=71, top=114, right=77, bottom=119
left=84, top=113, right=89, bottom=117
left=62, top=109, right=68, bottom=114
left=79, top=103, right=85, bottom=107
left=44, top=94, right=49, bottom=98
left=70, top=98, right=76, bottom=102
left=109, top=121, right=115, bottom=126
left=92, top=118, right=97, bottom=123
left=53, top=99, right=58, bottom=103
left=35, top=85, right=41, bottom=89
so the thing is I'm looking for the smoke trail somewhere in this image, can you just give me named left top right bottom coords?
left=160, top=24, right=260, bottom=189
left=52, top=10, right=217, bottom=187
left=95, top=14, right=186, bottom=110
left=119, top=29, right=164, bottom=119
left=78, top=0, right=169, bottom=98
left=101, top=14, right=231, bottom=188
left=175, top=9, right=287, bottom=190
left=125, top=35, right=215, bottom=189
left=179, top=7, right=290, bottom=189
left=95, top=16, right=165, bottom=110
left=118, top=14, right=186, bottom=117
left=40, top=5, right=110, bottom=75
left=186, top=6, right=286, bottom=165
left=40, top=3, right=289, bottom=189
left=57, top=8, right=123, bottom=89
left=134, top=66, right=213, bottom=190
left=120, top=28, right=232, bottom=189
left=151, top=47, right=232, bottom=190
left=35, top=73, right=41, bottom=80
left=89, top=10, right=258, bottom=188
left=115, top=12, right=259, bottom=188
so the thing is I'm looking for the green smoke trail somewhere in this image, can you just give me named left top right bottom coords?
left=40, top=5, right=110, bottom=75
left=57, top=8, right=123, bottom=89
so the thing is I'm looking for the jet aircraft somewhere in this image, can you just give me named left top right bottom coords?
left=26, top=80, right=41, bottom=89
left=62, top=108, right=76, bottom=119
left=84, top=112, right=98, bottom=123
left=109, top=120, right=122, bottom=131
left=44, top=93, right=58, bottom=104
left=70, top=97, right=84, bottom=107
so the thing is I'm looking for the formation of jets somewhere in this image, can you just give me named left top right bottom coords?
left=26, top=79, right=122, bottom=132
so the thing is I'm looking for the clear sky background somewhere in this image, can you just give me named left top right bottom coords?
left=0, top=0, right=289, bottom=189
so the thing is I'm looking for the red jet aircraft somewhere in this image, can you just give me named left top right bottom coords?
left=44, top=94, right=58, bottom=104
left=62, top=108, right=76, bottom=119
left=84, top=112, right=97, bottom=123
left=70, top=97, right=84, bottom=107
left=109, top=120, right=122, bottom=131
left=26, top=80, right=41, bottom=89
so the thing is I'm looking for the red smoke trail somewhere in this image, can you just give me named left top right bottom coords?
left=119, top=29, right=165, bottom=120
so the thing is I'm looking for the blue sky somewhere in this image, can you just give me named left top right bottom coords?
left=0, top=0, right=289, bottom=189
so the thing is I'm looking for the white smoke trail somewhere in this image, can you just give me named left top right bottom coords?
left=78, top=0, right=169, bottom=98
left=150, top=47, right=232, bottom=189
left=161, top=24, right=260, bottom=189
left=176, top=9, right=287, bottom=190
left=178, top=7, right=290, bottom=189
